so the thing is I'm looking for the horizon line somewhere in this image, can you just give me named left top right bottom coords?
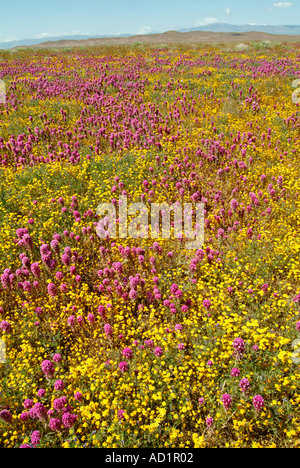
left=2, top=22, right=300, bottom=44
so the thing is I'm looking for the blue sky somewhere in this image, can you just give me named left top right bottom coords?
left=0, top=0, right=299, bottom=42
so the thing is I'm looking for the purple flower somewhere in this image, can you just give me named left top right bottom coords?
left=21, top=256, right=30, bottom=268
left=119, top=361, right=129, bottom=372
left=0, top=320, right=12, bottom=333
left=239, top=378, right=251, bottom=393
left=23, top=281, right=32, bottom=292
left=41, top=359, right=55, bottom=377
left=62, top=412, right=77, bottom=428
left=203, top=299, right=211, bottom=310
left=23, top=234, right=33, bottom=249
left=74, top=392, right=82, bottom=401
left=47, top=283, right=57, bottom=297
left=54, top=379, right=64, bottom=391
left=61, top=254, right=71, bottom=266
left=144, top=339, right=154, bottom=348
left=104, top=323, right=113, bottom=337
left=28, top=407, right=37, bottom=420
left=50, top=240, right=60, bottom=255
left=253, top=395, right=264, bottom=412
left=77, top=316, right=84, bottom=326
left=37, top=389, right=46, bottom=398
left=87, top=313, right=95, bottom=324
left=233, top=337, right=245, bottom=356
left=53, top=233, right=62, bottom=243
left=53, top=353, right=62, bottom=363
left=55, top=271, right=64, bottom=280
left=231, top=367, right=241, bottom=377
left=53, top=396, right=67, bottom=413
left=221, top=393, right=232, bottom=411
left=16, top=228, right=28, bottom=239
left=49, top=418, right=62, bottom=431
left=30, top=262, right=41, bottom=277
left=23, top=399, right=34, bottom=409
left=31, top=430, right=41, bottom=446
left=20, top=412, right=29, bottom=422
left=0, top=409, right=12, bottom=424
left=1, top=270, right=11, bottom=289
left=122, top=347, right=133, bottom=359
left=129, top=289, right=137, bottom=300
left=292, top=292, right=300, bottom=303
left=32, top=402, right=47, bottom=420
left=67, top=315, right=76, bottom=328
left=41, top=252, right=53, bottom=268
left=40, top=244, right=50, bottom=255
left=60, top=283, right=68, bottom=293
left=174, top=289, right=183, bottom=298
left=206, top=416, right=214, bottom=428
left=153, top=346, right=163, bottom=357
left=230, top=199, right=239, bottom=210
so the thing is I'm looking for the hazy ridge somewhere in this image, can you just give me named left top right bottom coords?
left=1, top=24, right=300, bottom=50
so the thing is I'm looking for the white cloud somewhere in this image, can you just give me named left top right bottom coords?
left=273, top=2, right=293, bottom=7
left=195, top=18, right=219, bottom=26
left=223, top=8, right=232, bottom=15
left=1, top=31, right=88, bottom=43
left=35, top=31, right=85, bottom=39
left=3, top=37, right=19, bottom=42
left=137, top=26, right=152, bottom=35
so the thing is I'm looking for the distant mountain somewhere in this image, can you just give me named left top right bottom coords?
left=1, top=24, right=300, bottom=50
left=179, top=23, right=300, bottom=35
left=0, top=34, right=132, bottom=50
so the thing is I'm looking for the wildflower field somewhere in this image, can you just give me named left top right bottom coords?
left=0, top=42, right=300, bottom=448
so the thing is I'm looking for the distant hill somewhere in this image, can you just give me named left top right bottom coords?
left=1, top=25, right=300, bottom=50
left=0, top=34, right=132, bottom=50
left=179, top=23, right=300, bottom=35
